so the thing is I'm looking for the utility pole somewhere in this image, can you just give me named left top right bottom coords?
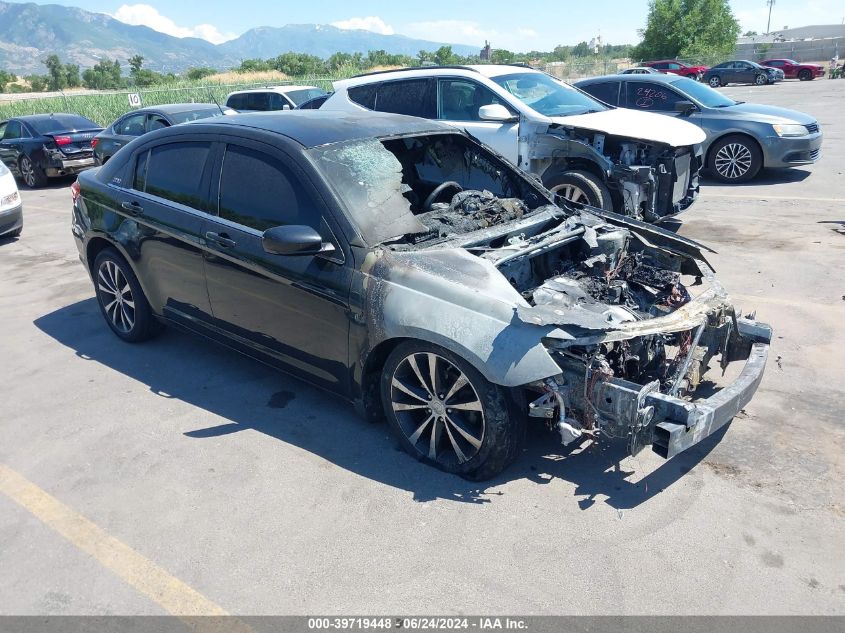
left=766, top=0, right=776, bottom=35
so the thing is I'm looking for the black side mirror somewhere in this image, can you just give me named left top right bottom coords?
left=262, top=225, right=329, bottom=256
left=674, top=100, right=696, bottom=115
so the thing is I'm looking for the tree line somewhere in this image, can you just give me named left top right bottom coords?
left=0, top=41, right=634, bottom=93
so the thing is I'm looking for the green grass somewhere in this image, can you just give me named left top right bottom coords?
left=0, top=77, right=338, bottom=126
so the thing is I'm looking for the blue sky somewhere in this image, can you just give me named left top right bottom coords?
left=12, top=0, right=845, bottom=50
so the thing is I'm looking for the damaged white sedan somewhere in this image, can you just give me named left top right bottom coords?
left=322, top=65, right=707, bottom=223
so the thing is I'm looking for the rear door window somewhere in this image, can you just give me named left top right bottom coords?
left=218, top=144, right=320, bottom=232
left=348, top=84, right=377, bottom=109
left=582, top=81, right=620, bottom=105
left=248, top=93, right=271, bottom=111
left=136, top=141, right=212, bottom=210
left=226, top=94, right=247, bottom=110
left=115, top=113, right=147, bottom=136
left=375, top=79, right=435, bottom=118
left=626, top=82, right=684, bottom=112
left=2, top=121, right=22, bottom=139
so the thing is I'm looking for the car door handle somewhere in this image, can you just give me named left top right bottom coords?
left=205, top=231, right=236, bottom=248
left=121, top=201, right=144, bottom=215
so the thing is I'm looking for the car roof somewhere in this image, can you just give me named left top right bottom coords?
left=184, top=110, right=450, bottom=148
left=577, top=73, right=683, bottom=86
left=227, top=85, right=320, bottom=95
left=131, top=103, right=223, bottom=114
left=337, top=64, right=542, bottom=88
left=13, top=113, right=95, bottom=123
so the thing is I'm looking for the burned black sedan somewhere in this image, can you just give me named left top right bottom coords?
left=71, top=111, right=770, bottom=479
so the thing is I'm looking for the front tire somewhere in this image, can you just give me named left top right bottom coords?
left=708, top=75, right=722, bottom=88
left=709, top=135, right=763, bottom=183
left=798, top=69, right=812, bottom=81
left=93, top=248, right=161, bottom=342
left=19, top=155, right=47, bottom=189
left=755, top=73, right=769, bottom=86
left=381, top=341, right=524, bottom=480
left=544, top=169, right=613, bottom=211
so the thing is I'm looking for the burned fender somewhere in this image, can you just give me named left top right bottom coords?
left=357, top=248, right=562, bottom=387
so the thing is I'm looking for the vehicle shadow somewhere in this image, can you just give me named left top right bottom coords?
left=16, top=175, right=77, bottom=191
left=34, top=298, right=721, bottom=509
left=700, top=167, right=811, bottom=187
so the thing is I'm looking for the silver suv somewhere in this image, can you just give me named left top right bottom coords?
left=321, top=65, right=706, bottom=222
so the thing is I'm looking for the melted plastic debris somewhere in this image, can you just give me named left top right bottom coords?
left=416, top=190, right=529, bottom=239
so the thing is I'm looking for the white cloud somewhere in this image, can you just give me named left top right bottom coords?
left=404, top=19, right=546, bottom=51
left=405, top=20, right=493, bottom=46
left=113, top=4, right=237, bottom=44
left=330, top=16, right=395, bottom=35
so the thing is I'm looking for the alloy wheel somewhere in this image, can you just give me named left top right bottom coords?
left=755, top=74, right=767, bottom=85
left=709, top=76, right=721, bottom=88
left=20, top=157, right=35, bottom=188
left=714, top=142, right=753, bottom=180
left=550, top=183, right=590, bottom=205
left=97, top=260, right=135, bottom=333
left=389, top=352, right=485, bottom=466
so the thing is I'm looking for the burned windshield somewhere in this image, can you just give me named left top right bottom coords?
left=310, top=132, right=551, bottom=245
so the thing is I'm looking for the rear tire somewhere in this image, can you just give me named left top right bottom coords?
left=93, top=248, right=161, bottom=343
left=19, top=155, right=47, bottom=189
left=3, top=227, right=21, bottom=239
left=381, top=340, right=524, bottom=480
left=544, top=169, right=613, bottom=211
left=708, top=135, right=763, bottom=183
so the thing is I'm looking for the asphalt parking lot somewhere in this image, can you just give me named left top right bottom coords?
left=1, top=78, right=844, bottom=616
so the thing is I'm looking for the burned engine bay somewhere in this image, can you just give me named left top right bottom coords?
left=384, top=185, right=764, bottom=454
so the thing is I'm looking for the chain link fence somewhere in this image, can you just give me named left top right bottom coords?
left=0, top=78, right=338, bottom=126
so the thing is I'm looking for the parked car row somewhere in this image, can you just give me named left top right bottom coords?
left=634, top=57, right=826, bottom=85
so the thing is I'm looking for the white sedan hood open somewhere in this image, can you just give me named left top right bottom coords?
left=552, top=108, right=706, bottom=147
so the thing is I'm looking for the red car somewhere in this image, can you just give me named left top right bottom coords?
left=643, top=59, right=709, bottom=79
left=760, top=59, right=825, bottom=81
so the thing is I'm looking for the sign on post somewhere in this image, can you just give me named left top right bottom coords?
left=127, top=93, right=142, bottom=108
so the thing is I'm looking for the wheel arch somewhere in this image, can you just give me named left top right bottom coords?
left=84, top=234, right=157, bottom=311
left=705, top=131, right=765, bottom=170
left=541, top=157, right=608, bottom=186
left=359, top=337, right=410, bottom=422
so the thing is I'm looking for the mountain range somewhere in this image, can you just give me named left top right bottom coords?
left=0, top=1, right=479, bottom=75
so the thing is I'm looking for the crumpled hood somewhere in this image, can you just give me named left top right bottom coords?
left=721, top=102, right=817, bottom=125
left=551, top=108, right=707, bottom=147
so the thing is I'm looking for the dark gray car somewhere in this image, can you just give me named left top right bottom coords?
left=93, top=104, right=234, bottom=165
left=703, top=60, right=780, bottom=87
left=576, top=74, right=822, bottom=182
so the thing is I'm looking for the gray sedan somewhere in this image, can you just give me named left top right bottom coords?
left=575, top=74, right=821, bottom=182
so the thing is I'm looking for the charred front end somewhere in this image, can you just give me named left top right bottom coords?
left=531, top=122, right=702, bottom=222
left=480, top=211, right=770, bottom=459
